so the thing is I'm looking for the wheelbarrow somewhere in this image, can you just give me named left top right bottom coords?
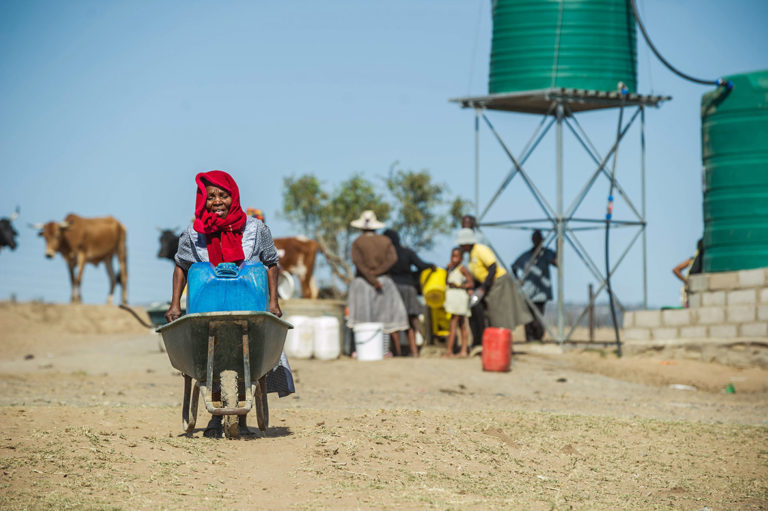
left=156, top=310, right=293, bottom=438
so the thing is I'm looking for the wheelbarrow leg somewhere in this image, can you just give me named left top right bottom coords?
left=182, top=375, right=200, bottom=433
left=254, top=375, right=269, bottom=432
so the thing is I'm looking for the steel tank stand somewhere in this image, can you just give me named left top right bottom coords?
left=452, top=88, right=669, bottom=344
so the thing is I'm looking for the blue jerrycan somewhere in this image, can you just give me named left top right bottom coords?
left=187, top=262, right=268, bottom=314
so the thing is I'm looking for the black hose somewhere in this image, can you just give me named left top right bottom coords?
left=605, top=92, right=625, bottom=357
left=630, top=0, right=730, bottom=88
left=119, top=304, right=156, bottom=329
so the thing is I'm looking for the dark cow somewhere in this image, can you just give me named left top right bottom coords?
left=33, top=214, right=128, bottom=304
left=274, top=236, right=320, bottom=299
left=157, top=228, right=181, bottom=261
left=0, top=207, right=20, bottom=251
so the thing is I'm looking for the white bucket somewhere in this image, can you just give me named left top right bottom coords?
left=313, top=316, right=340, bottom=360
left=284, top=315, right=314, bottom=359
left=277, top=270, right=295, bottom=300
left=353, top=322, right=384, bottom=361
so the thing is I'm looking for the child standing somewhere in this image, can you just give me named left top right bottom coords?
left=443, top=247, right=473, bottom=357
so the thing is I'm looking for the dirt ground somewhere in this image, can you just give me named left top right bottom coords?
left=0, top=302, right=766, bottom=510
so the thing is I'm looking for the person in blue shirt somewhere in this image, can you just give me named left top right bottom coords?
left=511, top=230, right=557, bottom=341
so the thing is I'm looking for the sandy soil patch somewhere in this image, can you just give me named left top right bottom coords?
left=0, top=303, right=766, bottom=510
left=0, top=301, right=152, bottom=360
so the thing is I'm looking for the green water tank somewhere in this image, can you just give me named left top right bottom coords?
left=489, top=0, right=637, bottom=94
left=702, top=70, right=768, bottom=272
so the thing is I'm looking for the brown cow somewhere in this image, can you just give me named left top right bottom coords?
left=274, top=236, right=319, bottom=299
left=33, top=214, right=128, bottom=304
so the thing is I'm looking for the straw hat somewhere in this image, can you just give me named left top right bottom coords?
left=350, top=210, right=385, bottom=230
left=456, top=228, right=476, bottom=245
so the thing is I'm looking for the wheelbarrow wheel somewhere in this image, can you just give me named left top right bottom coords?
left=220, top=370, right=239, bottom=439
left=254, top=375, right=269, bottom=432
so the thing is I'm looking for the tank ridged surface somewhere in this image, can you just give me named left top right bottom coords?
left=489, top=0, right=637, bottom=94
left=702, top=70, right=768, bottom=272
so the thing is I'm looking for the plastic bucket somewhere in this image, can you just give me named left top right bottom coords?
left=481, top=327, right=512, bottom=372
left=420, top=268, right=447, bottom=308
left=313, top=316, right=340, bottom=360
left=277, top=270, right=295, bottom=300
left=354, top=322, right=384, bottom=361
left=284, top=315, right=314, bottom=359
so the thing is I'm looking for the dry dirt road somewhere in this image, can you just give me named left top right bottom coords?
left=0, top=302, right=766, bottom=510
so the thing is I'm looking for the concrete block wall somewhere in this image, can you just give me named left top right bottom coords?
left=623, top=268, right=768, bottom=342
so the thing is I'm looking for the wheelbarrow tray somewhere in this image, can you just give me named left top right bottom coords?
left=156, top=311, right=292, bottom=383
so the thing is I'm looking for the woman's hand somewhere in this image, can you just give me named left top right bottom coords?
left=266, top=264, right=282, bottom=316
left=165, top=303, right=182, bottom=323
left=167, top=265, right=187, bottom=323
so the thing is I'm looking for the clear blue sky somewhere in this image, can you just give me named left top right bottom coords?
left=1, top=0, right=766, bottom=308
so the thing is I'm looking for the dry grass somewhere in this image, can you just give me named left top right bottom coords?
left=2, top=407, right=764, bottom=511
left=0, top=304, right=766, bottom=511
left=292, top=409, right=768, bottom=510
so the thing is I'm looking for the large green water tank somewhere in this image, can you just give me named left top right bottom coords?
left=702, top=70, right=768, bottom=272
left=489, top=0, right=637, bottom=94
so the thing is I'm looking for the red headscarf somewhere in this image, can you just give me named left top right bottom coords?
left=193, top=170, right=247, bottom=265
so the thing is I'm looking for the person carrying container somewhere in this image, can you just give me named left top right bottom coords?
left=456, top=228, right=532, bottom=334
left=164, top=170, right=294, bottom=437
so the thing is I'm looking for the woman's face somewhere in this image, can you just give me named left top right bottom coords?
left=205, top=184, right=232, bottom=218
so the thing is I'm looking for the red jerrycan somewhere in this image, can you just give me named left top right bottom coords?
left=482, top=327, right=512, bottom=372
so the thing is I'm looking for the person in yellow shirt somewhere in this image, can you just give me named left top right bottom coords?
left=456, top=228, right=532, bottom=332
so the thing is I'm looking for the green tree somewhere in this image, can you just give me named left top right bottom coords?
left=281, top=166, right=471, bottom=285
left=317, top=174, right=391, bottom=283
left=384, top=164, right=471, bottom=250
left=281, top=173, right=390, bottom=283
left=281, top=175, right=327, bottom=235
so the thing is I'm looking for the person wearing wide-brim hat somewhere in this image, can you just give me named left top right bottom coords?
left=456, top=228, right=532, bottom=332
left=347, top=210, right=409, bottom=356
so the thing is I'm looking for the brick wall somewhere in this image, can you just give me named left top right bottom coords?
left=623, top=268, right=768, bottom=342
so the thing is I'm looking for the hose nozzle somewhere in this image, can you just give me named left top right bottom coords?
left=716, top=77, right=734, bottom=90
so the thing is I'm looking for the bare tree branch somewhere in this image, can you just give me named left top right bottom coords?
left=315, top=235, right=354, bottom=285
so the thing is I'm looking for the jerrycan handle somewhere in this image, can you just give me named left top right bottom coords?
left=214, top=262, right=240, bottom=278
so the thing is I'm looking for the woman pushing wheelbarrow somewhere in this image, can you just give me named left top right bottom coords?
left=160, top=170, right=294, bottom=438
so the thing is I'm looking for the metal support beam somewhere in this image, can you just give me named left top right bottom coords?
left=467, top=94, right=657, bottom=345
left=641, top=106, right=648, bottom=309
left=482, top=114, right=557, bottom=220
left=479, top=114, right=556, bottom=222
left=474, top=108, right=480, bottom=218
left=556, top=102, right=565, bottom=342
left=563, top=226, right=645, bottom=342
left=563, top=107, right=642, bottom=221
left=563, top=230, right=622, bottom=311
